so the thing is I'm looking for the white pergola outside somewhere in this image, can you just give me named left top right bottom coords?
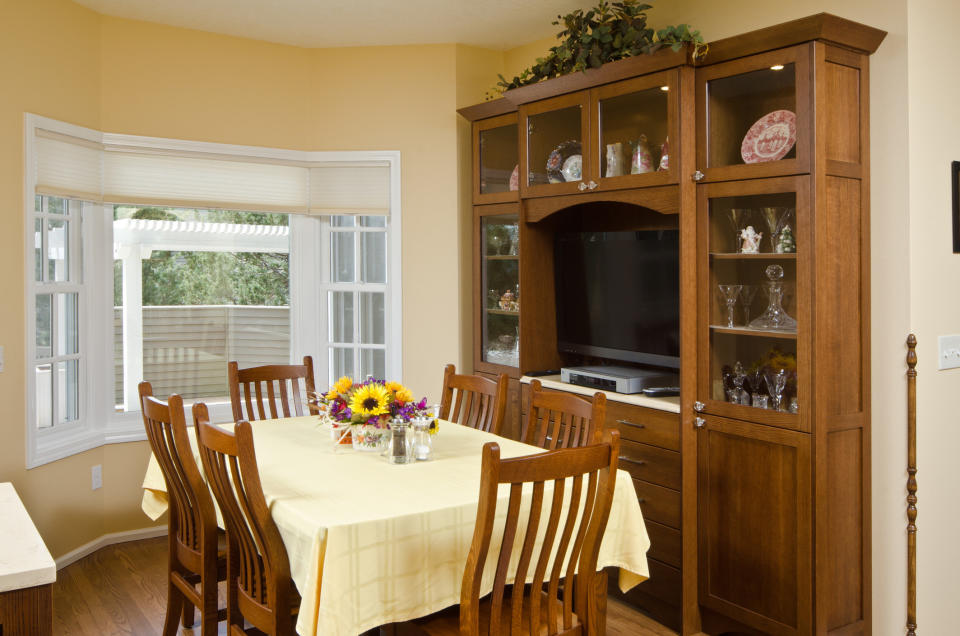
left=112, top=218, right=289, bottom=409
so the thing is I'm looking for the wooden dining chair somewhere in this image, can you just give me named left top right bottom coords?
left=400, top=429, right=621, bottom=636
left=439, top=363, right=509, bottom=435
left=138, top=382, right=226, bottom=636
left=228, top=355, right=318, bottom=422
left=521, top=379, right=607, bottom=450
left=194, top=403, right=301, bottom=636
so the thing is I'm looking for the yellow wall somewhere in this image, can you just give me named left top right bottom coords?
left=0, top=0, right=108, bottom=559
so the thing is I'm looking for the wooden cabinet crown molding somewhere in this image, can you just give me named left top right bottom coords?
left=457, top=13, right=886, bottom=123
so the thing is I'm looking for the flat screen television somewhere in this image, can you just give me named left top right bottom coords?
left=554, top=229, right=680, bottom=369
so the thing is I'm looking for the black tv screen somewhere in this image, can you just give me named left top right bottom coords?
left=554, top=229, right=680, bottom=368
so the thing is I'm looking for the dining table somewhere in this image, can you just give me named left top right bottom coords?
left=141, top=415, right=651, bottom=636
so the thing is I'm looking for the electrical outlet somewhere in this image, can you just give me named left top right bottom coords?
left=91, top=464, right=102, bottom=490
left=938, top=335, right=960, bottom=370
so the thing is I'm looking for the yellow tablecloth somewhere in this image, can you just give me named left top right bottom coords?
left=141, top=416, right=649, bottom=635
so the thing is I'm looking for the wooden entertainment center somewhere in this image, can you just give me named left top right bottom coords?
left=459, top=14, right=885, bottom=636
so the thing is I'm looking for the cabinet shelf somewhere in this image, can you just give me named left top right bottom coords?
left=709, top=325, right=797, bottom=339
left=709, top=253, right=797, bottom=260
left=484, top=254, right=519, bottom=261
left=486, top=308, right=520, bottom=316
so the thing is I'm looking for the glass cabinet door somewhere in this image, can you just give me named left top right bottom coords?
left=700, top=178, right=809, bottom=431
left=520, top=93, right=589, bottom=197
left=697, top=45, right=811, bottom=182
left=474, top=113, right=519, bottom=204
left=592, top=71, right=677, bottom=191
left=479, top=211, right=520, bottom=370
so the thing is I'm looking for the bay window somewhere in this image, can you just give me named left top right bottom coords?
left=25, top=114, right=401, bottom=467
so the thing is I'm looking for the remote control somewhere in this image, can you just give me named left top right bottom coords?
left=642, top=386, right=680, bottom=397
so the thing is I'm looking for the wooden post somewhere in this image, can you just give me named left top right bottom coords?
left=906, top=334, right=917, bottom=636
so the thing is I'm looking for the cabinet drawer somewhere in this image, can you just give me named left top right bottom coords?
left=646, top=520, right=681, bottom=569
left=634, top=557, right=682, bottom=605
left=607, top=400, right=680, bottom=451
left=618, top=440, right=681, bottom=490
left=633, top=479, right=681, bottom=529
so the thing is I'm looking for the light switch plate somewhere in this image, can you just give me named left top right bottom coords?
left=91, top=464, right=102, bottom=490
left=938, top=335, right=960, bottom=370
left=0, top=345, right=4, bottom=372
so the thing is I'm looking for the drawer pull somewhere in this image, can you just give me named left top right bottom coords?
left=616, top=419, right=645, bottom=429
left=618, top=455, right=647, bottom=467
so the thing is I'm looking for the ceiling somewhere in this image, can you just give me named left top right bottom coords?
left=74, top=0, right=583, bottom=50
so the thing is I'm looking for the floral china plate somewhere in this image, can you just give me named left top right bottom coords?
left=561, top=154, right=582, bottom=182
left=546, top=140, right=582, bottom=183
left=741, top=110, right=796, bottom=163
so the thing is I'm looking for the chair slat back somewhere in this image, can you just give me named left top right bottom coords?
left=460, top=430, right=620, bottom=636
left=228, top=356, right=317, bottom=422
left=522, top=379, right=607, bottom=450
left=194, top=406, right=295, bottom=635
left=439, top=363, right=508, bottom=435
left=138, top=382, right=215, bottom=556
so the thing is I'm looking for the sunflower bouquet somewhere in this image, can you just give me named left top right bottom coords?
left=314, top=377, right=432, bottom=450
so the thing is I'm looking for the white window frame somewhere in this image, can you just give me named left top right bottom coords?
left=25, top=114, right=402, bottom=468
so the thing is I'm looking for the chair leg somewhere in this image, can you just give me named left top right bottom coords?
left=200, top=575, right=220, bottom=636
left=163, top=579, right=185, bottom=636
left=182, top=597, right=196, bottom=628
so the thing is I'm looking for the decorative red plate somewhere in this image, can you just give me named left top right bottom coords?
left=740, top=110, right=797, bottom=163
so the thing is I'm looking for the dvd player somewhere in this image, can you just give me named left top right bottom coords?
left=560, top=365, right=678, bottom=395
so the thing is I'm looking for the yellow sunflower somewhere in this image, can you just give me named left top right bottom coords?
left=326, top=376, right=354, bottom=400
left=385, top=381, right=404, bottom=393
left=394, top=387, right=414, bottom=404
left=349, top=383, right=390, bottom=417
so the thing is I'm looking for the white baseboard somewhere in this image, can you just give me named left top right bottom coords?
left=55, top=525, right=168, bottom=570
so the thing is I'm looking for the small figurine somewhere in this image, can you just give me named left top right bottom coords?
left=776, top=224, right=797, bottom=253
left=499, top=290, right=519, bottom=312
left=657, top=136, right=669, bottom=171
left=631, top=134, right=654, bottom=174
left=740, top=225, right=763, bottom=254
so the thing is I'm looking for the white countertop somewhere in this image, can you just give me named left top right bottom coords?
left=520, top=375, right=681, bottom=414
left=0, top=482, right=56, bottom=592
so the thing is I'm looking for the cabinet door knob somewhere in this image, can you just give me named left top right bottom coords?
left=578, top=182, right=588, bottom=191
left=588, top=180, right=598, bottom=189
left=693, top=170, right=705, bottom=181
left=695, top=416, right=706, bottom=428
left=693, top=400, right=705, bottom=412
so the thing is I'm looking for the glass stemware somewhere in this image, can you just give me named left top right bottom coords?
left=747, top=367, right=766, bottom=407
left=717, top=284, right=742, bottom=327
left=739, top=285, right=758, bottom=324
left=759, top=207, right=794, bottom=253
left=732, top=361, right=748, bottom=404
left=764, top=368, right=788, bottom=412
left=749, top=265, right=797, bottom=331
left=726, top=208, right=752, bottom=253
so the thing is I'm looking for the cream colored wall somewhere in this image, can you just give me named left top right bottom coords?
left=496, top=1, right=914, bottom=632
left=906, top=0, right=960, bottom=629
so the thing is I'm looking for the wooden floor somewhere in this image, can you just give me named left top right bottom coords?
left=53, top=537, right=676, bottom=635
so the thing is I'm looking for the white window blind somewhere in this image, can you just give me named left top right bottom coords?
left=102, top=149, right=310, bottom=214
left=32, top=123, right=392, bottom=217
left=309, top=164, right=391, bottom=216
left=34, top=130, right=103, bottom=203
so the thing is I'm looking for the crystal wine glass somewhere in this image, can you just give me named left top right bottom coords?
left=759, top=207, right=795, bottom=253
left=764, top=368, right=788, bottom=412
left=726, top=208, right=753, bottom=253
left=717, top=284, right=742, bottom=327
left=732, top=361, right=748, bottom=404
left=739, top=284, right=758, bottom=324
left=747, top=367, right=766, bottom=408
left=749, top=265, right=797, bottom=331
